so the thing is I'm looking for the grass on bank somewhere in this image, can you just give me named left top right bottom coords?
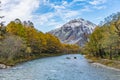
left=85, top=54, right=120, bottom=69
left=0, top=53, right=65, bottom=66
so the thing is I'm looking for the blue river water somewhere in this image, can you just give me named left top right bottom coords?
left=0, top=54, right=120, bottom=80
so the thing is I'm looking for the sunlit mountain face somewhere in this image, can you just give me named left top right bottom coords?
left=49, top=18, right=96, bottom=46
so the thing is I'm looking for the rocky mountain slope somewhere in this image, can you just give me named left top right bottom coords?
left=49, top=18, right=96, bottom=46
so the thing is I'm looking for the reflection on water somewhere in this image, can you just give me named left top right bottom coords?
left=0, top=54, right=120, bottom=80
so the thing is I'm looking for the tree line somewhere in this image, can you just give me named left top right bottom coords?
left=82, top=12, right=120, bottom=60
left=0, top=19, right=80, bottom=65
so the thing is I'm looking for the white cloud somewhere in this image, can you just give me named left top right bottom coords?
left=0, top=0, right=107, bottom=32
left=43, top=0, right=50, bottom=5
left=1, top=0, right=75, bottom=30
left=34, top=0, right=92, bottom=30
left=35, top=0, right=83, bottom=29
left=93, top=6, right=106, bottom=10
left=89, top=0, right=107, bottom=5
left=81, top=6, right=91, bottom=12
left=1, top=0, right=40, bottom=24
left=38, top=13, right=54, bottom=25
left=69, top=0, right=86, bottom=6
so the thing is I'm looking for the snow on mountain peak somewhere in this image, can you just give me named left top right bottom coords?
left=49, top=18, right=96, bottom=46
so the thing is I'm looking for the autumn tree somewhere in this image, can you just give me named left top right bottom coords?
left=83, top=14, right=120, bottom=60
left=62, top=44, right=80, bottom=53
left=45, top=33, right=63, bottom=53
left=6, top=21, right=26, bottom=38
left=0, top=35, right=27, bottom=61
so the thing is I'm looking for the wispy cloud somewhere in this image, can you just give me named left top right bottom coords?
left=36, top=0, right=92, bottom=30
left=0, top=0, right=104, bottom=32
left=1, top=0, right=115, bottom=32
left=89, top=0, right=107, bottom=5
left=81, top=6, right=92, bottom=12
left=93, top=5, right=106, bottom=10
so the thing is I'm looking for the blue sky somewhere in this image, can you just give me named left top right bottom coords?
left=1, top=0, right=120, bottom=32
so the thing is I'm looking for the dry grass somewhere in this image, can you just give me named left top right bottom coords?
left=85, top=55, right=120, bottom=69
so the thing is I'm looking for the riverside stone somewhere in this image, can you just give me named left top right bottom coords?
left=0, top=64, right=10, bottom=69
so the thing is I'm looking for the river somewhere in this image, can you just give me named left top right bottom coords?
left=0, top=54, right=120, bottom=80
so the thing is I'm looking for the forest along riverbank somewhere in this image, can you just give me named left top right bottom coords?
left=0, top=53, right=66, bottom=69
left=0, top=19, right=80, bottom=68
left=0, top=54, right=120, bottom=80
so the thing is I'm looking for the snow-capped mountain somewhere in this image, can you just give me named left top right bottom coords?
left=49, top=18, right=96, bottom=46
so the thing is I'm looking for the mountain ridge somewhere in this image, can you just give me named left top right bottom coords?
left=49, top=18, right=96, bottom=46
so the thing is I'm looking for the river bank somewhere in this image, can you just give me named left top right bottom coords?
left=0, top=54, right=120, bottom=80
left=91, top=63, right=120, bottom=71
left=85, top=55, right=120, bottom=71
left=0, top=53, right=76, bottom=69
left=1, top=53, right=120, bottom=71
left=0, top=53, right=63, bottom=69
